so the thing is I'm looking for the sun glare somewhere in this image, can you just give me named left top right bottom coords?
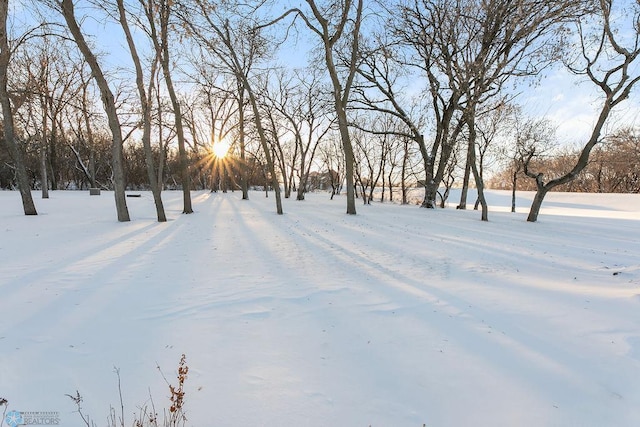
left=212, top=140, right=231, bottom=158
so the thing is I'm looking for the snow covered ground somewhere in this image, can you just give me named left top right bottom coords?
left=1, top=189, right=639, bottom=426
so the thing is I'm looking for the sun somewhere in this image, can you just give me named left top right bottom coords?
left=212, top=140, right=231, bottom=158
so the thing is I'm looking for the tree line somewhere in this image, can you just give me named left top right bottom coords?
left=0, top=0, right=638, bottom=222
left=489, top=127, right=640, bottom=193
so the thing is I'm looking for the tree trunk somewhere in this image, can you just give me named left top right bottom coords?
left=274, top=141, right=289, bottom=199
left=89, top=149, right=96, bottom=188
left=118, top=0, right=166, bottom=222
left=313, top=0, right=362, bottom=215
left=527, top=186, right=548, bottom=222
left=81, top=74, right=97, bottom=188
left=238, top=86, right=249, bottom=200
left=466, top=111, right=488, bottom=221
left=158, top=0, right=192, bottom=214
left=0, top=1, right=37, bottom=215
left=458, top=139, right=473, bottom=209
left=387, top=169, right=394, bottom=203
left=59, top=0, right=129, bottom=221
left=222, top=168, right=228, bottom=193
left=245, top=85, right=282, bottom=213
left=416, top=134, right=434, bottom=208
left=39, top=90, right=50, bottom=198
left=511, top=170, right=517, bottom=213
left=296, top=182, right=306, bottom=200
left=423, top=180, right=438, bottom=209
left=525, top=92, right=620, bottom=221
left=335, top=91, right=357, bottom=214
left=40, top=140, right=49, bottom=199
left=297, top=148, right=308, bottom=201
left=297, top=168, right=307, bottom=201
left=423, top=115, right=463, bottom=209
left=380, top=168, right=386, bottom=203
left=401, top=138, right=409, bottom=204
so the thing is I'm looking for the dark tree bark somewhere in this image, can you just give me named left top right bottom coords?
left=511, top=169, right=518, bottom=213
left=0, top=0, right=37, bottom=215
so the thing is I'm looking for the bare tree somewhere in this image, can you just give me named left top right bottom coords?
left=400, top=135, right=420, bottom=205
left=145, top=0, right=192, bottom=214
left=182, top=74, right=242, bottom=193
left=592, top=128, right=640, bottom=193
left=352, top=126, right=376, bottom=204
left=458, top=101, right=512, bottom=210
left=396, top=0, right=583, bottom=219
left=271, top=0, right=364, bottom=214
left=352, top=113, right=401, bottom=204
left=510, top=117, right=556, bottom=212
left=262, top=85, right=295, bottom=198
left=118, top=0, right=167, bottom=221
left=177, top=1, right=283, bottom=214
left=236, top=74, right=250, bottom=200
left=18, top=37, right=82, bottom=197
left=67, top=62, right=103, bottom=190
left=51, top=0, right=130, bottom=221
left=264, top=68, right=333, bottom=201
left=191, top=55, right=251, bottom=199
left=352, top=32, right=434, bottom=207
left=319, top=134, right=344, bottom=199
left=381, top=122, right=405, bottom=203
left=525, top=0, right=640, bottom=222
left=393, top=3, right=466, bottom=209
left=0, top=0, right=37, bottom=215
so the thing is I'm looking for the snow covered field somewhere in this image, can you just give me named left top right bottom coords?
left=1, top=189, right=639, bottom=426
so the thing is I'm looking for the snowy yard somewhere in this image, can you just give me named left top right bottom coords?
left=1, top=189, right=639, bottom=426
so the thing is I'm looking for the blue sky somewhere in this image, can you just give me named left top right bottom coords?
left=11, top=0, right=640, bottom=148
